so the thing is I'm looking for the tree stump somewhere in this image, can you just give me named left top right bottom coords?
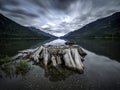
left=15, top=44, right=87, bottom=72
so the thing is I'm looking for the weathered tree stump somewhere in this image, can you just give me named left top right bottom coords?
left=15, top=44, right=87, bottom=72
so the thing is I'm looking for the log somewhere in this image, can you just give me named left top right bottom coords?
left=15, top=44, right=87, bottom=72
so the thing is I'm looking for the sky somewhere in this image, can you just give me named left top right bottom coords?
left=0, top=0, right=120, bottom=37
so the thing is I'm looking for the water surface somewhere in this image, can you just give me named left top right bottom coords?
left=0, top=39, right=120, bottom=90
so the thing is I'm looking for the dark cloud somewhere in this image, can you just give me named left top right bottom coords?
left=0, top=0, right=19, bottom=5
left=0, top=8, right=38, bottom=18
left=8, top=13, right=25, bottom=19
left=10, top=9, right=38, bottom=18
left=52, top=0, right=76, bottom=10
left=0, top=0, right=120, bottom=36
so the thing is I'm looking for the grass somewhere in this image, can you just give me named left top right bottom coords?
left=15, top=60, right=31, bottom=74
left=0, top=56, right=14, bottom=65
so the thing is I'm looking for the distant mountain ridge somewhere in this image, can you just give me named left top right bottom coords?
left=0, top=14, right=54, bottom=39
left=29, top=27, right=56, bottom=39
left=62, top=12, right=120, bottom=39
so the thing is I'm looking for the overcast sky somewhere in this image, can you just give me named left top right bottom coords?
left=0, top=0, right=120, bottom=36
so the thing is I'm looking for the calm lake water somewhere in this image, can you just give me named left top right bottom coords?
left=0, top=39, right=120, bottom=90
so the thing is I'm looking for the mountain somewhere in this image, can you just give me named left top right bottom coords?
left=0, top=14, right=51, bottom=39
left=62, top=12, right=120, bottom=39
left=29, top=27, right=56, bottom=39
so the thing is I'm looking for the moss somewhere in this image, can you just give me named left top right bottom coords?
left=0, top=56, right=14, bottom=65
left=15, top=60, right=31, bottom=74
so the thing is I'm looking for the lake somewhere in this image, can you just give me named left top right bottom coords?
left=0, top=38, right=120, bottom=90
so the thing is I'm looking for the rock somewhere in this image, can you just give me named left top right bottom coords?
left=65, top=41, right=76, bottom=45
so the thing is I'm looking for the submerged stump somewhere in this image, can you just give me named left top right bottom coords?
left=15, top=43, right=87, bottom=73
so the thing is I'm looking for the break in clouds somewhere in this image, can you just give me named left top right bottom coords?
left=0, top=0, right=120, bottom=36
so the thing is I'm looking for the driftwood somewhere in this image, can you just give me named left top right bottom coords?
left=15, top=44, right=87, bottom=72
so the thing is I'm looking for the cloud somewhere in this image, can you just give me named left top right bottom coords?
left=0, top=0, right=120, bottom=36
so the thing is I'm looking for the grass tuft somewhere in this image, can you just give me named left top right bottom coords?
left=0, top=56, right=14, bottom=65
left=15, top=60, right=31, bottom=74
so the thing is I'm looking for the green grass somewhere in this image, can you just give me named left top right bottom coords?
left=0, top=56, right=14, bottom=65
left=15, top=60, right=31, bottom=74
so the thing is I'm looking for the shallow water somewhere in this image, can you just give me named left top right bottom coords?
left=0, top=39, right=120, bottom=90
